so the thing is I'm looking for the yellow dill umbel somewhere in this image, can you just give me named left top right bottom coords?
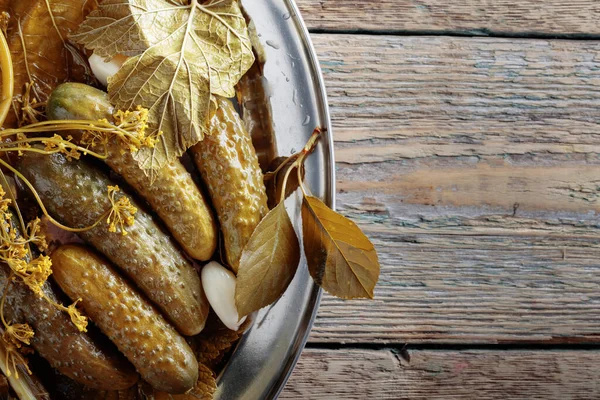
left=106, top=185, right=137, bottom=236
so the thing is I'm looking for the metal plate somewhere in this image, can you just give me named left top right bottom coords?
left=214, top=1, right=333, bottom=399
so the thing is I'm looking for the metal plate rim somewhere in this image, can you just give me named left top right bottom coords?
left=214, top=0, right=334, bottom=398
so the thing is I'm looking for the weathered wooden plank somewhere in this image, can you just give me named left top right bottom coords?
left=313, top=230, right=600, bottom=344
left=308, top=35, right=600, bottom=343
left=297, top=0, right=600, bottom=35
left=283, top=349, right=600, bottom=399
left=315, top=35, right=600, bottom=164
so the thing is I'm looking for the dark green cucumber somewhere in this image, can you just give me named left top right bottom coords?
left=17, top=152, right=209, bottom=336
left=45, top=82, right=115, bottom=122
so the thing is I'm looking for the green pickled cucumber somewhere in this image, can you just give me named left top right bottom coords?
left=46, top=83, right=217, bottom=261
left=45, top=82, right=115, bottom=122
left=0, top=270, right=138, bottom=390
left=190, top=97, right=268, bottom=272
left=17, top=152, right=209, bottom=336
left=52, top=244, right=198, bottom=394
left=0, top=213, right=137, bottom=390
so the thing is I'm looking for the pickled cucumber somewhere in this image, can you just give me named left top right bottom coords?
left=17, top=152, right=209, bottom=336
left=46, top=83, right=218, bottom=261
left=52, top=244, right=198, bottom=394
left=190, top=97, right=268, bottom=272
left=0, top=262, right=137, bottom=390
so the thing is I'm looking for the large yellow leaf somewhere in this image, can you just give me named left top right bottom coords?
left=72, top=0, right=254, bottom=170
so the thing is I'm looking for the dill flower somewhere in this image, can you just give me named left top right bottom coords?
left=81, top=105, right=157, bottom=155
left=24, top=218, right=47, bottom=252
left=0, top=186, right=10, bottom=214
left=112, top=105, right=157, bottom=150
left=105, top=185, right=137, bottom=236
left=66, top=299, right=88, bottom=333
left=4, top=323, right=34, bottom=347
left=1, top=336, right=31, bottom=379
left=12, top=255, right=53, bottom=298
left=41, top=134, right=81, bottom=161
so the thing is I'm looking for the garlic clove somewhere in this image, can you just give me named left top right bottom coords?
left=201, top=261, right=246, bottom=331
left=88, top=53, right=128, bottom=87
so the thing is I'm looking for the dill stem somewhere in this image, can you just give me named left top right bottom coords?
left=0, top=170, right=29, bottom=256
left=1, top=119, right=139, bottom=141
left=41, top=293, right=65, bottom=313
left=3, top=138, right=108, bottom=159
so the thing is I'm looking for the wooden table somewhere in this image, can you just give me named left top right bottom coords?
left=281, top=1, right=600, bottom=398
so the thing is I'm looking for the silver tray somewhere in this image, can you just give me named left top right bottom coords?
left=214, top=1, right=333, bottom=399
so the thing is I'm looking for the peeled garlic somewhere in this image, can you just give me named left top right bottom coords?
left=88, top=53, right=128, bottom=87
left=201, top=261, right=246, bottom=331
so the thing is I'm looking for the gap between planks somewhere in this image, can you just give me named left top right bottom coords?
left=296, top=0, right=600, bottom=37
left=283, top=348, right=600, bottom=399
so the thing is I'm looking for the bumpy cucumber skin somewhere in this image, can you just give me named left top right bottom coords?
left=190, top=98, right=268, bottom=273
left=0, top=264, right=138, bottom=390
left=17, top=152, right=209, bottom=336
left=52, top=244, right=199, bottom=394
left=47, top=83, right=218, bottom=261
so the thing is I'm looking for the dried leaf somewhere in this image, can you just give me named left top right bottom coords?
left=235, top=202, right=300, bottom=316
left=1, top=0, right=96, bottom=128
left=191, top=364, right=217, bottom=400
left=302, top=196, right=380, bottom=299
left=72, top=0, right=254, bottom=170
left=190, top=314, right=250, bottom=369
left=236, top=61, right=276, bottom=170
left=0, top=374, right=7, bottom=397
left=194, top=337, right=233, bottom=369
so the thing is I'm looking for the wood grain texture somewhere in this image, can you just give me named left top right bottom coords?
left=284, top=349, right=600, bottom=399
left=297, top=0, right=600, bottom=35
left=309, top=34, right=600, bottom=344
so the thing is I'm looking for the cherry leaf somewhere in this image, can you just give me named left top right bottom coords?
left=302, top=196, right=379, bottom=299
left=235, top=202, right=300, bottom=317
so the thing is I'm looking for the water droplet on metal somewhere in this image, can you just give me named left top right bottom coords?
left=302, top=115, right=311, bottom=126
left=283, top=12, right=291, bottom=20
left=266, top=40, right=280, bottom=50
